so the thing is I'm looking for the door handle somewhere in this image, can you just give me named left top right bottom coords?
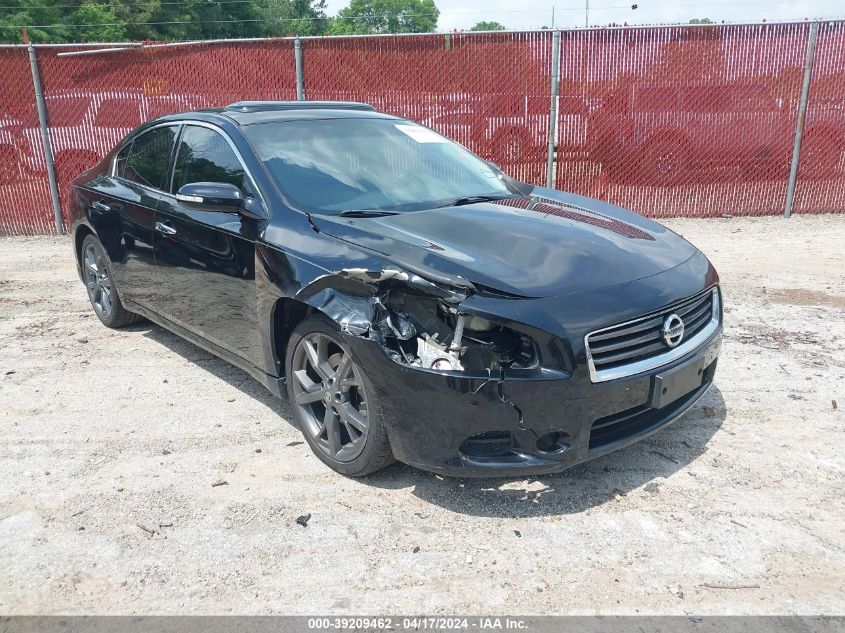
left=91, top=201, right=110, bottom=212
left=155, top=220, right=177, bottom=236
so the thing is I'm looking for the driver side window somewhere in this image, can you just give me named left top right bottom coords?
left=171, top=126, right=254, bottom=196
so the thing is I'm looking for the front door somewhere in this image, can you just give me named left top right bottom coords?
left=153, top=124, right=264, bottom=367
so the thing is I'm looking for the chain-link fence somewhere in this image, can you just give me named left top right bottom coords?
left=793, top=20, right=845, bottom=214
left=0, top=47, right=55, bottom=235
left=555, top=23, right=810, bottom=218
left=300, top=32, right=553, bottom=186
left=0, top=22, right=843, bottom=235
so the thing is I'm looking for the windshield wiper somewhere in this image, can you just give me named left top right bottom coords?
left=447, top=195, right=517, bottom=207
left=338, top=210, right=399, bottom=218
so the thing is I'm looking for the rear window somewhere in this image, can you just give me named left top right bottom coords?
left=120, top=125, right=178, bottom=190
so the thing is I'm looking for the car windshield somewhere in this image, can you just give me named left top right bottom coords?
left=243, top=117, right=518, bottom=213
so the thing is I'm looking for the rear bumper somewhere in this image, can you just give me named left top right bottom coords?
left=348, top=329, right=721, bottom=477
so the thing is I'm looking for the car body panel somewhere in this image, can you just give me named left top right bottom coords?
left=68, top=102, right=721, bottom=476
left=77, top=173, right=161, bottom=308
left=310, top=189, right=697, bottom=298
left=154, top=195, right=265, bottom=367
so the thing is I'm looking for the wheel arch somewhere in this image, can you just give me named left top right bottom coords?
left=271, top=296, right=317, bottom=378
left=73, top=224, right=95, bottom=281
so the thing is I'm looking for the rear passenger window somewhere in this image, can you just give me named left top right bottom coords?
left=171, top=126, right=250, bottom=194
left=122, top=126, right=178, bottom=190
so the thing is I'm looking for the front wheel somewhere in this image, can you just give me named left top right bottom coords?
left=285, top=315, right=394, bottom=476
left=81, top=234, right=142, bottom=328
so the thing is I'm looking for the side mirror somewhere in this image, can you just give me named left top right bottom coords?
left=176, top=182, right=244, bottom=209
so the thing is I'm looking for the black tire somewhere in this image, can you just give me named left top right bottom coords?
left=80, top=234, right=142, bottom=329
left=285, top=314, right=394, bottom=477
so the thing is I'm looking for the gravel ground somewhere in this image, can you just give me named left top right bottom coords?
left=1, top=214, right=844, bottom=616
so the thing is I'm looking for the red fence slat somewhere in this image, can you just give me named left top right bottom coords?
left=0, top=47, right=54, bottom=236
left=555, top=23, right=810, bottom=218
left=34, top=40, right=297, bottom=220
left=792, top=21, right=845, bottom=213
left=302, top=32, right=553, bottom=185
left=0, top=24, right=843, bottom=236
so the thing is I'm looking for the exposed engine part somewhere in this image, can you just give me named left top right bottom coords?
left=462, top=314, right=497, bottom=332
left=375, top=290, right=539, bottom=373
left=417, top=335, right=464, bottom=371
left=295, top=266, right=538, bottom=374
left=440, top=307, right=496, bottom=334
left=449, top=314, right=466, bottom=353
left=372, top=297, right=416, bottom=342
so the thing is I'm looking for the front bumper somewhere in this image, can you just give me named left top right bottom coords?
left=348, top=329, right=721, bottom=477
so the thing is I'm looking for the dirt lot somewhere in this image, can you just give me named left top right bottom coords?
left=1, top=215, right=844, bottom=616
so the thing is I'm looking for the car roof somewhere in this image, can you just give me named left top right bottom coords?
left=153, top=101, right=399, bottom=127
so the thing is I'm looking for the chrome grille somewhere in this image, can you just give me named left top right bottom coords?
left=585, top=288, right=720, bottom=383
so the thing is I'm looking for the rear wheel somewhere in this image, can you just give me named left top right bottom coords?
left=81, top=234, right=142, bottom=328
left=285, top=315, right=394, bottom=476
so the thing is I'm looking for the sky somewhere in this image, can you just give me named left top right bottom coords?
left=323, top=0, right=844, bottom=32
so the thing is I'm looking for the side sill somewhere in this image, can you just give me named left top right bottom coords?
left=123, top=299, right=284, bottom=399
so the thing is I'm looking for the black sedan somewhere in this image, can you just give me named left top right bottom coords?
left=69, top=101, right=722, bottom=477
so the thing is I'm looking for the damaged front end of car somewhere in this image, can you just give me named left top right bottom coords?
left=297, top=266, right=545, bottom=379
left=290, top=265, right=589, bottom=476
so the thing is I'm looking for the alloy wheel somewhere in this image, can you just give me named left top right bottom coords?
left=290, top=332, right=370, bottom=463
left=83, top=243, right=114, bottom=319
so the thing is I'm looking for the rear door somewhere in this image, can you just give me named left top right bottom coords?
left=152, top=123, right=264, bottom=366
left=85, top=124, right=180, bottom=308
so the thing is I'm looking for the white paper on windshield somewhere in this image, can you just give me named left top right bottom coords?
left=394, top=124, right=447, bottom=143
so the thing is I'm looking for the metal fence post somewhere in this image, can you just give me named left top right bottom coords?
left=294, top=37, right=305, bottom=101
left=27, top=43, right=64, bottom=235
left=545, top=30, right=561, bottom=189
left=784, top=21, right=819, bottom=218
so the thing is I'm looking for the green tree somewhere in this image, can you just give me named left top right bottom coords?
left=0, top=0, right=329, bottom=43
left=71, top=3, right=126, bottom=42
left=0, top=0, right=66, bottom=43
left=689, top=18, right=714, bottom=24
left=470, top=21, right=506, bottom=31
left=329, top=0, right=438, bottom=35
left=254, top=0, right=328, bottom=36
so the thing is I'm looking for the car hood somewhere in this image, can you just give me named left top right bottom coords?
left=310, top=189, right=699, bottom=298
